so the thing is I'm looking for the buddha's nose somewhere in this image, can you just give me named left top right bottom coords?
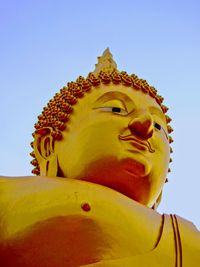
left=128, top=113, right=153, bottom=140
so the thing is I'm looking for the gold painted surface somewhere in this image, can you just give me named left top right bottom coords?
left=0, top=49, right=199, bottom=266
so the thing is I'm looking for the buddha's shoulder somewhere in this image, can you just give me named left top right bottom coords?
left=0, top=175, right=160, bottom=217
left=0, top=176, right=161, bottom=241
left=0, top=175, right=161, bottom=217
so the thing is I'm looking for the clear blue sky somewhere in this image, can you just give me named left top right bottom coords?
left=1, top=0, right=200, bottom=229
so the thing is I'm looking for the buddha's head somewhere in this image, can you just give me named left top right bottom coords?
left=31, top=49, right=173, bottom=208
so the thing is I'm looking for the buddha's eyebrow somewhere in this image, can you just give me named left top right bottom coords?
left=94, top=91, right=134, bottom=110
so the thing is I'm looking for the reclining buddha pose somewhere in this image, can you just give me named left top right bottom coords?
left=0, top=49, right=199, bottom=266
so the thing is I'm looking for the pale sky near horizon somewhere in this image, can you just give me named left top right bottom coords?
left=1, top=0, right=200, bottom=229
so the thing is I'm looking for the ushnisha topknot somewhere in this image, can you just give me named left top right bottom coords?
left=31, top=48, right=173, bottom=175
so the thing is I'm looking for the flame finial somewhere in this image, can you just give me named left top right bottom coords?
left=93, top=48, right=118, bottom=75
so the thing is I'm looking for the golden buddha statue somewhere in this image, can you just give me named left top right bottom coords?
left=0, top=49, right=199, bottom=267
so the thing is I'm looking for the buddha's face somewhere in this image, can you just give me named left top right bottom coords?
left=52, top=84, right=170, bottom=207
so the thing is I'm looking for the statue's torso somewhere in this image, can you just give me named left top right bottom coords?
left=0, top=176, right=199, bottom=267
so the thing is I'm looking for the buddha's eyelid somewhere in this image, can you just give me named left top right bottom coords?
left=94, top=98, right=128, bottom=111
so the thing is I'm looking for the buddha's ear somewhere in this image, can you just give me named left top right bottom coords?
left=33, top=127, right=58, bottom=177
left=152, top=190, right=163, bottom=210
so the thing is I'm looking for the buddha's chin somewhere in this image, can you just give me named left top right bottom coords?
left=76, top=157, right=151, bottom=202
left=120, top=157, right=152, bottom=178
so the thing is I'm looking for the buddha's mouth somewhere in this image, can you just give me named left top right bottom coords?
left=119, top=134, right=155, bottom=153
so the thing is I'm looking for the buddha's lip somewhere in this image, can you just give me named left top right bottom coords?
left=119, top=134, right=155, bottom=153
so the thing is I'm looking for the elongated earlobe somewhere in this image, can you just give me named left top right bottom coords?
left=152, top=190, right=163, bottom=210
left=33, top=127, right=58, bottom=177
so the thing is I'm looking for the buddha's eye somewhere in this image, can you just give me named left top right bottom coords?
left=97, top=107, right=128, bottom=115
left=112, top=107, right=124, bottom=113
left=154, top=122, right=162, bottom=130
